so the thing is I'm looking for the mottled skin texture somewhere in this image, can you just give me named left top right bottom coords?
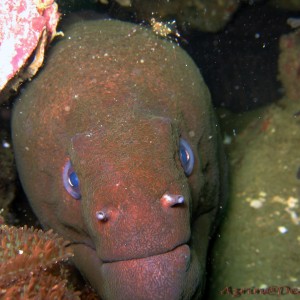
left=12, top=20, right=227, bottom=299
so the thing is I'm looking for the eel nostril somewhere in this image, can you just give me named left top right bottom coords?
left=161, top=193, right=185, bottom=207
left=96, top=210, right=108, bottom=222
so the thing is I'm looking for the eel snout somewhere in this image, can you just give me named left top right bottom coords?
left=84, top=185, right=192, bottom=263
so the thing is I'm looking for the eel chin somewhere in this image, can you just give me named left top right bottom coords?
left=72, top=243, right=202, bottom=300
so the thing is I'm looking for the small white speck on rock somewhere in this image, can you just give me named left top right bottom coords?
left=278, top=226, right=288, bottom=234
left=2, top=141, right=10, bottom=148
left=250, top=200, right=263, bottom=209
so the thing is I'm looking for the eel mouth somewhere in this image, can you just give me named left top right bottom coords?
left=100, top=241, right=191, bottom=264
left=71, top=241, right=200, bottom=299
left=69, top=234, right=191, bottom=263
left=100, top=243, right=194, bottom=299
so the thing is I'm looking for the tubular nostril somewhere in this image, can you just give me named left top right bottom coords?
left=96, top=210, right=108, bottom=222
left=161, top=193, right=185, bottom=207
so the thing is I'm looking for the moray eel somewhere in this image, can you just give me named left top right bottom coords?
left=12, top=19, right=227, bottom=299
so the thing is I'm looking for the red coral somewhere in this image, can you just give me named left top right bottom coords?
left=0, top=0, right=60, bottom=92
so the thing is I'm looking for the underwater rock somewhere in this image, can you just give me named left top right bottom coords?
left=99, top=0, right=131, bottom=7
left=278, top=28, right=300, bottom=101
left=207, top=97, right=300, bottom=299
left=12, top=19, right=227, bottom=299
left=0, top=0, right=60, bottom=103
left=106, top=0, right=239, bottom=32
left=270, top=0, right=300, bottom=10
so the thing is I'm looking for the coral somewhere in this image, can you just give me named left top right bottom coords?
left=0, top=0, right=61, bottom=103
left=0, top=225, right=81, bottom=299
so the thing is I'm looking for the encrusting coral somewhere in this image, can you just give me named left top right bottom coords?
left=0, top=225, right=81, bottom=299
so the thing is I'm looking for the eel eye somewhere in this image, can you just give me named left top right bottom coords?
left=63, top=160, right=81, bottom=199
left=179, top=138, right=194, bottom=176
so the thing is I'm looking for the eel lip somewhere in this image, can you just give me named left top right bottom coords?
left=100, top=240, right=191, bottom=264
left=69, top=238, right=191, bottom=265
left=102, top=243, right=191, bottom=269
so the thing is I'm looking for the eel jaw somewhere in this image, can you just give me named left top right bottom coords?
left=71, top=243, right=202, bottom=300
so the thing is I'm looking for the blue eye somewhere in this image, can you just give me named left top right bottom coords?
left=179, top=138, right=194, bottom=176
left=63, top=160, right=81, bottom=199
left=69, top=171, right=79, bottom=188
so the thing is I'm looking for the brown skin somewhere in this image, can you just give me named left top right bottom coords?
left=12, top=20, right=227, bottom=299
